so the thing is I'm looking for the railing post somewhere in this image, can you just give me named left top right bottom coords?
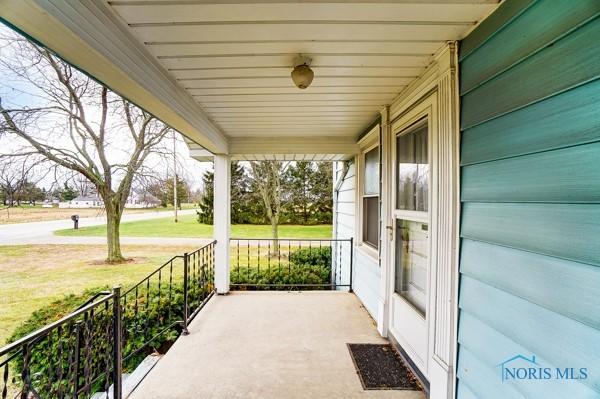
left=112, top=286, right=122, bottom=399
left=20, top=343, right=31, bottom=399
left=349, top=238, right=354, bottom=293
left=182, top=253, right=189, bottom=335
left=73, top=321, right=83, bottom=399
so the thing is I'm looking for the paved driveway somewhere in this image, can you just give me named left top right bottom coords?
left=0, top=209, right=198, bottom=245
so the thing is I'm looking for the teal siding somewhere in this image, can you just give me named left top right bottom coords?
left=457, top=1, right=600, bottom=398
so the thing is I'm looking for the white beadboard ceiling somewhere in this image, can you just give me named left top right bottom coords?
left=106, top=0, right=499, bottom=145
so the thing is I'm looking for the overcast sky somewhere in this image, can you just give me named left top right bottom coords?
left=0, top=23, right=211, bottom=191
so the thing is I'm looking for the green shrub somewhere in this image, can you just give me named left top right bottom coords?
left=289, top=246, right=332, bottom=268
left=231, top=265, right=330, bottom=289
left=7, top=286, right=110, bottom=344
left=231, top=246, right=332, bottom=290
left=6, top=281, right=211, bottom=397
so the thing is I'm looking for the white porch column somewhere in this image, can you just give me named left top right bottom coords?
left=377, top=105, right=391, bottom=337
left=213, top=155, right=231, bottom=294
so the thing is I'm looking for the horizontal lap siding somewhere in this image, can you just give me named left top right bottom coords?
left=332, top=161, right=380, bottom=320
left=353, top=248, right=380, bottom=318
left=457, top=1, right=600, bottom=398
left=333, top=162, right=355, bottom=294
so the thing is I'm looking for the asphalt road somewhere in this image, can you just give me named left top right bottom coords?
left=0, top=209, right=199, bottom=245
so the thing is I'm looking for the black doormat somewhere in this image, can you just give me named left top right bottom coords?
left=347, top=343, right=421, bottom=391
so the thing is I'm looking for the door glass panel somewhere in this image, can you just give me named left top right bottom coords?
left=396, top=123, right=428, bottom=211
left=395, top=220, right=428, bottom=317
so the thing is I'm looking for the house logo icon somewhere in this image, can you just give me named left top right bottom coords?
left=497, top=354, right=538, bottom=382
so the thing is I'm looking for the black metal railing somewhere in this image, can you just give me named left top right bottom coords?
left=229, top=238, right=353, bottom=290
left=0, top=240, right=216, bottom=399
left=0, top=289, right=121, bottom=399
left=183, top=245, right=215, bottom=331
left=120, top=240, right=216, bottom=364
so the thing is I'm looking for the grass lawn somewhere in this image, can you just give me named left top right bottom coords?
left=0, top=244, right=197, bottom=344
left=0, top=203, right=197, bottom=224
left=55, top=214, right=332, bottom=239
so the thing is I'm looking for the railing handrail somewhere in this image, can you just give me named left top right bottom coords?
left=188, top=239, right=217, bottom=253
left=75, top=290, right=112, bottom=310
left=230, top=238, right=351, bottom=242
left=121, top=240, right=216, bottom=297
left=0, top=292, right=116, bottom=357
left=121, top=254, right=182, bottom=297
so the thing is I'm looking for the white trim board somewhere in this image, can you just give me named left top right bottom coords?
left=382, top=42, right=461, bottom=399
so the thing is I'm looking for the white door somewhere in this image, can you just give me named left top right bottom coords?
left=388, top=94, right=437, bottom=378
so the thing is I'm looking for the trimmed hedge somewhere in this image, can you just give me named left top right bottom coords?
left=231, top=246, right=332, bottom=289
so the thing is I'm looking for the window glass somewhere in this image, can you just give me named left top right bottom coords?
left=362, top=196, right=379, bottom=248
left=394, top=220, right=428, bottom=316
left=396, top=123, right=428, bottom=211
left=363, top=147, right=379, bottom=195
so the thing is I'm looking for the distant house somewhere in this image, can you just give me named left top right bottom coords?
left=41, top=200, right=56, bottom=208
left=125, top=192, right=160, bottom=209
left=58, top=195, right=103, bottom=209
left=58, top=192, right=160, bottom=209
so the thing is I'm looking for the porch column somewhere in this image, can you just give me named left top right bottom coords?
left=213, top=154, right=231, bottom=294
left=377, top=105, right=391, bottom=337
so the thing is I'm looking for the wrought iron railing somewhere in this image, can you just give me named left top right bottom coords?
left=0, top=289, right=121, bottom=399
left=0, top=240, right=216, bottom=399
left=229, top=238, right=353, bottom=290
left=120, top=241, right=215, bottom=365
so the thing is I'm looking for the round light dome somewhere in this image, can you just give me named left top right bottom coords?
left=291, top=64, right=314, bottom=89
left=291, top=55, right=314, bottom=89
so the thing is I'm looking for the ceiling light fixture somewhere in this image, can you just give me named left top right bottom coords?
left=291, top=55, right=314, bottom=89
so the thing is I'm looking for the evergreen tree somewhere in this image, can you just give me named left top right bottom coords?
left=310, top=162, right=333, bottom=224
left=60, top=183, right=78, bottom=201
left=283, top=161, right=314, bottom=224
left=197, top=169, right=214, bottom=224
left=165, top=176, right=190, bottom=207
left=197, top=161, right=259, bottom=224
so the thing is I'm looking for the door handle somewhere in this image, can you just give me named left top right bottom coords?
left=385, top=225, right=393, bottom=240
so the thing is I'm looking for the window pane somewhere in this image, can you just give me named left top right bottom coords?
left=363, top=196, right=379, bottom=249
left=396, top=123, right=428, bottom=211
left=394, top=219, right=428, bottom=316
left=364, top=147, right=379, bottom=195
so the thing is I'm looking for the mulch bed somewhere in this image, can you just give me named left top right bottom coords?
left=347, top=343, right=421, bottom=391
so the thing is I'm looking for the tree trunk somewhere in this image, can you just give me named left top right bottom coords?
left=106, top=208, right=125, bottom=263
left=271, top=214, right=279, bottom=255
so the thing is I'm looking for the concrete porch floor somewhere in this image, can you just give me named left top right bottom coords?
left=129, top=291, right=425, bottom=399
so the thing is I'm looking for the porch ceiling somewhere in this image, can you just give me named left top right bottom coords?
left=1, top=0, right=500, bottom=159
left=108, top=0, right=497, bottom=142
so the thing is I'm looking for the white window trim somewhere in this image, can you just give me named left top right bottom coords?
left=356, top=124, right=381, bottom=260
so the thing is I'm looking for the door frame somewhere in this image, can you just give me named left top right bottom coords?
left=378, top=42, right=461, bottom=399
left=388, top=92, right=439, bottom=378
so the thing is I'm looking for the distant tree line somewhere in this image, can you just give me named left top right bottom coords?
left=197, top=161, right=333, bottom=226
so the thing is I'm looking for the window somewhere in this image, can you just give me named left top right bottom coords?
left=396, top=124, right=428, bottom=212
left=394, top=119, right=429, bottom=317
left=362, top=146, right=379, bottom=249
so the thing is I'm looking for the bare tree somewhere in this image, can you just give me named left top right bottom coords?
left=0, top=34, right=172, bottom=262
left=249, top=161, right=290, bottom=253
left=70, top=173, right=97, bottom=197
left=0, top=156, right=46, bottom=206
